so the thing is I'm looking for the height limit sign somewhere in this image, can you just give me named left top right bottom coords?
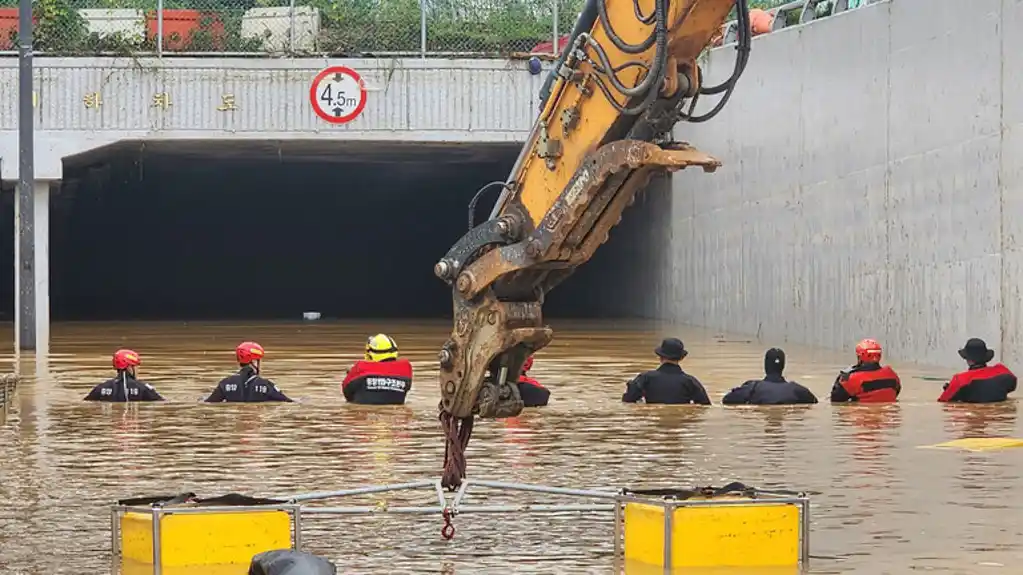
left=310, top=66, right=368, bottom=124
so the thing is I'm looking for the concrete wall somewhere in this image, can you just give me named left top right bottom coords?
left=0, top=57, right=543, bottom=179
left=670, top=0, right=1021, bottom=369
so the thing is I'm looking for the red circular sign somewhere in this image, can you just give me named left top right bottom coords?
left=309, top=66, right=368, bottom=124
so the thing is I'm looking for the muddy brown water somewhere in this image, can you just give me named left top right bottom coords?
left=0, top=319, right=1021, bottom=574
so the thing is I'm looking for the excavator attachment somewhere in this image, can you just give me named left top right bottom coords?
left=434, top=0, right=753, bottom=488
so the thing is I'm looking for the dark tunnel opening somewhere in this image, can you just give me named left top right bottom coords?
left=4, top=140, right=669, bottom=321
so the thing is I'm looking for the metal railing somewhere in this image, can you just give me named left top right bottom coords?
left=0, top=0, right=582, bottom=57
left=718, top=0, right=884, bottom=46
left=110, top=478, right=811, bottom=575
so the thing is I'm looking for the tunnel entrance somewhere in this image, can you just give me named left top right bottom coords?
left=40, top=140, right=668, bottom=321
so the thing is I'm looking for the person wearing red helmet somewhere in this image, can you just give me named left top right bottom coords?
left=830, top=339, right=901, bottom=403
left=938, top=338, right=1017, bottom=403
left=205, top=341, right=293, bottom=402
left=84, top=349, right=164, bottom=402
left=517, top=355, right=550, bottom=407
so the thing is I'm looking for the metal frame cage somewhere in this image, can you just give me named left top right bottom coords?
left=110, top=479, right=811, bottom=574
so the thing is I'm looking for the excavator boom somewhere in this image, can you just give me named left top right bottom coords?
left=434, top=0, right=752, bottom=488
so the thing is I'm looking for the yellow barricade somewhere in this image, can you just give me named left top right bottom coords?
left=111, top=494, right=300, bottom=574
left=615, top=486, right=809, bottom=571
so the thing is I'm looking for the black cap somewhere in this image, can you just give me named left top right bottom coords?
left=765, top=348, right=786, bottom=374
left=654, top=337, right=687, bottom=361
left=959, top=338, right=995, bottom=364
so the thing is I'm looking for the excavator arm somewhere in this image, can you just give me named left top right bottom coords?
left=434, top=0, right=753, bottom=488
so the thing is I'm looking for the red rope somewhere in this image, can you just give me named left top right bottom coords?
left=440, top=412, right=474, bottom=490
left=441, top=508, right=456, bottom=539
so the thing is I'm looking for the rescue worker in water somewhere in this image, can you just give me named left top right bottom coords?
left=830, top=339, right=901, bottom=403
left=517, top=355, right=550, bottom=407
left=621, top=338, right=712, bottom=405
left=205, top=342, right=293, bottom=402
left=84, top=349, right=164, bottom=402
left=342, top=334, right=413, bottom=405
left=722, top=348, right=817, bottom=405
left=938, top=338, right=1018, bottom=403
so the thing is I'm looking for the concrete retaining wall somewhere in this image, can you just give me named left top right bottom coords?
left=669, top=0, right=1022, bottom=368
left=0, top=57, right=544, bottom=179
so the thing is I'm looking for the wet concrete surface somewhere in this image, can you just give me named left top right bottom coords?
left=0, top=319, right=1021, bottom=574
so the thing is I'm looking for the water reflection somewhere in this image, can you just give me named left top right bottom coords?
left=942, top=402, right=1019, bottom=438
left=833, top=404, right=900, bottom=481
left=0, top=320, right=1020, bottom=574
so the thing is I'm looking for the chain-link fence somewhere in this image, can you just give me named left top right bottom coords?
left=0, top=0, right=585, bottom=55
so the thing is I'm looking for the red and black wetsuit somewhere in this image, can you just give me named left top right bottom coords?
left=517, top=372, right=550, bottom=407
left=342, top=358, right=413, bottom=405
left=830, top=363, right=901, bottom=403
left=938, top=363, right=1017, bottom=403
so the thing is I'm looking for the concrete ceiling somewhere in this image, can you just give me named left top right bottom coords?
left=63, top=139, right=524, bottom=170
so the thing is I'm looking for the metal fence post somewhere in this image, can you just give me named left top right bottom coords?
left=419, top=0, right=426, bottom=58
left=288, top=0, right=296, bottom=55
left=156, top=0, right=164, bottom=56
left=552, top=0, right=558, bottom=55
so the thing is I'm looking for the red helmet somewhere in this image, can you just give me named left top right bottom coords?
left=112, top=349, right=141, bottom=371
left=236, top=341, right=265, bottom=365
left=855, top=339, right=882, bottom=363
left=522, top=355, right=534, bottom=372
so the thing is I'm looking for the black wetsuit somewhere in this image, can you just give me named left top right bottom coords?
left=621, top=363, right=712, bottom=405
left=722, top=373, right=818, bottom=405
left=205, top=367, right=293, bottom=402
left=84, top=374, right=164, bottom=402
left=249, top=549, right=336, bottom=575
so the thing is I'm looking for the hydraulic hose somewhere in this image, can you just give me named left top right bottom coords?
left=683, top=0, right=751, bottom=123
left=596, top=0, right=656, bottom=54
left=699, top=0, right=751, bottom=95
left=538, top=0, right=599, bottom=111
left=588, top=0, right=669, bottom=115
left=467, top=181, right=508, bottom=230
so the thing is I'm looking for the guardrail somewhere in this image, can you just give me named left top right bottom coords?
left=717, top=0, right=883, bottom=46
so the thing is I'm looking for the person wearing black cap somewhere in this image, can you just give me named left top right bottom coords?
left=722, top=348, right=818, bottom=405
left=621, top=338, right=712, bottom=405
left=938, top=338, right=1017, bottom=403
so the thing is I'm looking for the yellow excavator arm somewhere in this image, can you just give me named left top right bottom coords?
left=434, top=0, right=753, bottom=488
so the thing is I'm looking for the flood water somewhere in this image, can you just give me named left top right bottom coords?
left=0, top=319, right=1021, bottom=574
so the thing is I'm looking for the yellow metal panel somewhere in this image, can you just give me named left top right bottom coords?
left=623, top=502, right=666, bottom=564
left=671, top=503, right=800, bottom=567
left=624, top=499, right=801, bottom=568
left=919, top=437, right=1023, bottom=452
left=120, top=510, right=291, bottom=567
left=121, top=558, right=250, bottom=575
left=121, top=512, right=156, bottom=564
left=624, top=559, right=801, bottom=575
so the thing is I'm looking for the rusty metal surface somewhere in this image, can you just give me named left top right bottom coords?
left=456, top=141, right=719, bottom=302
left=435, top=139, right=719, bottom=462
left=434, top=0, right=738, bottom=490
left=435, top=141, right=720, bottom=489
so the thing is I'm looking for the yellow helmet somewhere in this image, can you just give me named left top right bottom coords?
left=365, top=333, right=399, bottom=362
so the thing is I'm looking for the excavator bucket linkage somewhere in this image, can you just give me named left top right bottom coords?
left=434, top=0, right=752, bottom=488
